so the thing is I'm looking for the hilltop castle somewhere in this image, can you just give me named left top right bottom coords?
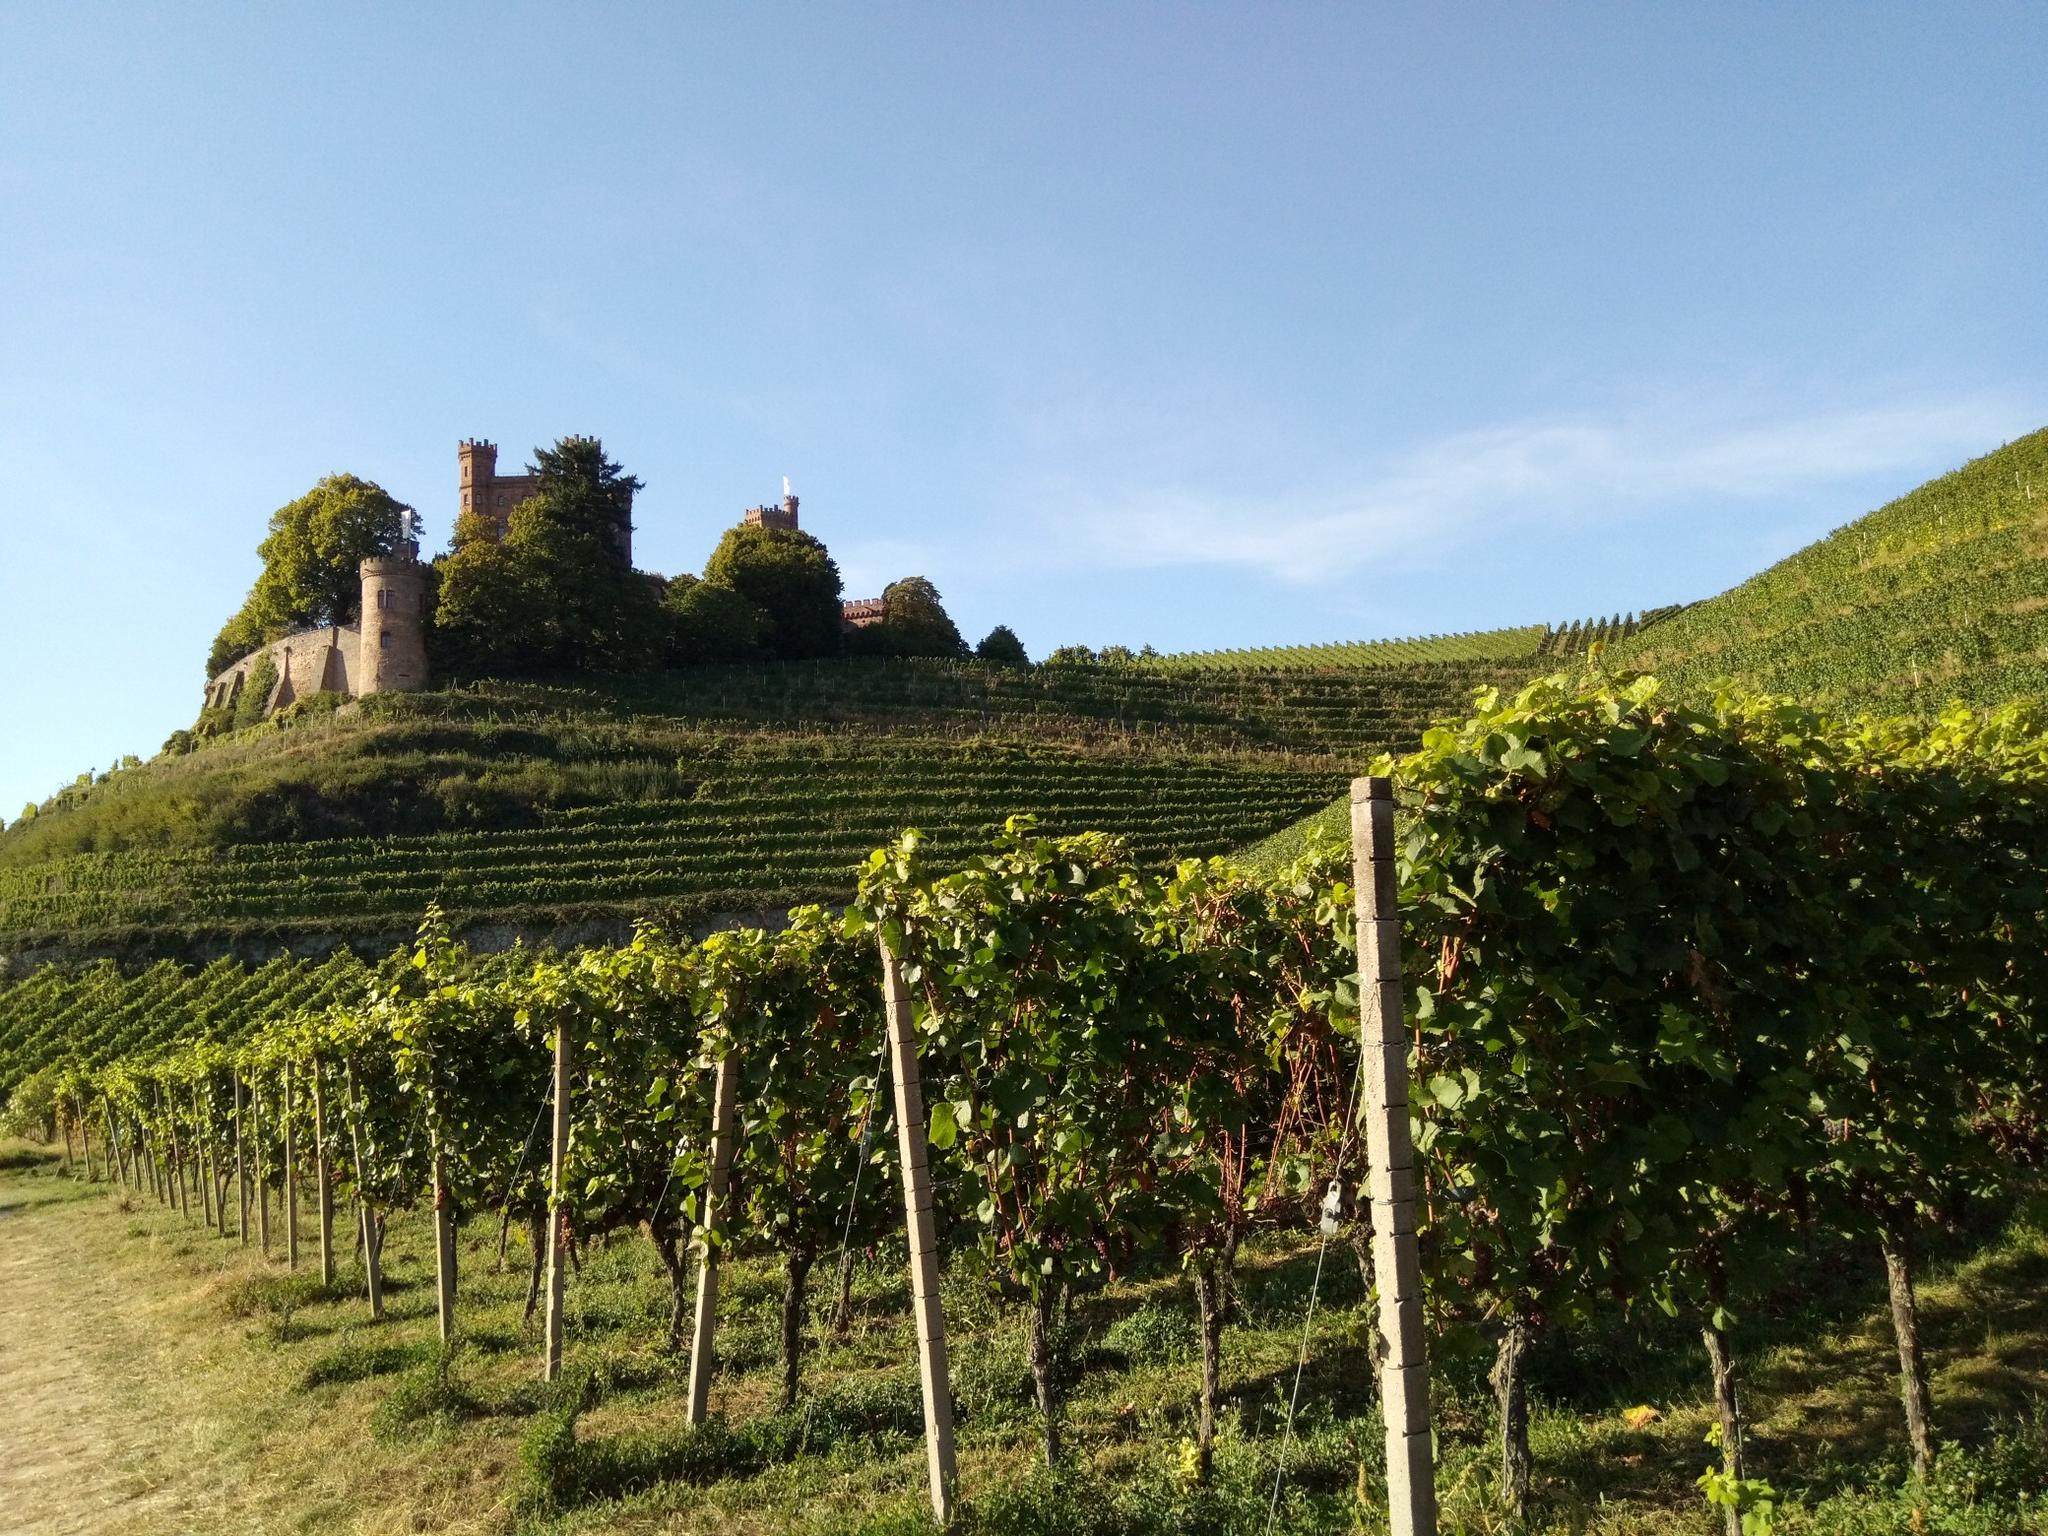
left=204, top=439, right=886, bottom=716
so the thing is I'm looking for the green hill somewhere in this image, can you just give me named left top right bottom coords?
left=0, top=658, right=1516, bottom=952
left=1617, top=427, right=2048, bottom=709
left=10, top=429, right=2043, bottom=957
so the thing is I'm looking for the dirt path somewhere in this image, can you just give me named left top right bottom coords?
left=0, top=1181, right=184, bottom=1536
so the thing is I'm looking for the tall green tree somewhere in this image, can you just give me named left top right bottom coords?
left=701, top=525, right=844, bottom=659
left=431, top=438, right=663, bottom=677
left=850, top=576, right=967, bottom=658
left=207, top=475, right=418, bottom=675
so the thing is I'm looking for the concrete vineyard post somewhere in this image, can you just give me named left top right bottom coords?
left=285, top=1063, right=300, bottom=1270
left=61, top=1113, right=74, bottom=1177
left=312, top=1060, right=335, bottom=1287
left=345, top=1063, right=383, bottom=1318
left=543, top=1024, right=574, bottom=1382
left=1351, top=776, right=1438, bottom=1536
left=685, top=1051, right=738, bottom=1422
left=880, top=935, right=959, bottom=1527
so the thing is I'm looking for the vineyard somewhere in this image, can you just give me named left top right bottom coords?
left=0, top=745, right=1346, bottom=947
left=0, top=659, right=1526, bottom=950
left=1619, top=426, right=2048, bottom=711
left=9, top=672, right=2047, bottom=1534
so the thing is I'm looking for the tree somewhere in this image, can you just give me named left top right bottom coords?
left=503, top=438, right=663, bottom=673
left=431, top=440, right=663, bottom=677
left=663, top=575, right=770, bottom=665
left=702, top=525, right=844, bottom=660
left=1043, top=645, right=1097, bottom=667
left=208, top=475, right=418, bottom=676
left=430, top=511, right=554, bottom=679
left=852, top=577, right=967, bottom=659
left=975, top=624, right=1029, bottom=668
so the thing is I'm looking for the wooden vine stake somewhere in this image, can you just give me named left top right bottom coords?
left=284, top=1063, right=301, bottom=1269
left=312, top=1060, right=336, bottom=1287
left=880, top=934, right=959, bottom=1527
left=233, top=1075, right=248, bottom=1244
left=432, top=1130, right=457, bottom=1344
left=102, top=1098, right=126, bottom=1192
left=192, top=1084, right=216, bottom=1231
left=344, top=1063, right=383, bottom=1318
left=684, top=1050, right=737, bottom=1421
left=542, top=1022, right=575, bottom=1381
left=1352, top=776, right=1437, bottom=1536
left=254, top=1079, right=272, bottom=1255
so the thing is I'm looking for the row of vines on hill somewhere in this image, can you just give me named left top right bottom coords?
left=20, top=672, right=2048, bottom=1527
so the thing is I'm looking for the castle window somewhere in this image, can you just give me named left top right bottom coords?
left=497, top=493, right=509, bottom=507
left=380, top=631, right=391, bottom=649
left=462, top=491, right=471, bottom=507
left=377, top=589, right=391, bottom=610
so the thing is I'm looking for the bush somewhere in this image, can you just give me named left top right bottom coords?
left=1102, top=1300, right=1197, bottom=1367
left=232, top=653, right=279, bottom=730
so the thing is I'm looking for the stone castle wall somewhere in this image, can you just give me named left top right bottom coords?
left=205, top=625, right=359, bottom=714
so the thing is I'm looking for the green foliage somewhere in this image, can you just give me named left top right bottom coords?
left=432, top=438, right=663, bottom=677
left=0, top=1064, right=60, bottom=1138
left=851, top=576, right=968, bottom=659
left=230, top=654, right=280, bottom=731
left=976, top=624, right=1030, bottom=668
left=662, top=575, right=770, bottom=665
left=1159, top=623, right=1551, bottom=671
left=702, top=524, right=845, bottom=660
left=1618, top=426, right=2048, bottom=710
left=207, top=474, right=417, bottom=676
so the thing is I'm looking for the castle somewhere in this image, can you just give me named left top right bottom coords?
left=205, top=440, right=888, bottom=716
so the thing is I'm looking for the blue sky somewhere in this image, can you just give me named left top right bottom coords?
left=3, top=3, right=2045, bottom=817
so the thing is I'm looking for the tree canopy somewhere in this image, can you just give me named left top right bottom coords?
left=850, top=576, right=967, bottom=659
left=206, top=475, right=418, bottom=676
left=662, top=574, right=770, bottom=665
left=432, top=438, right=663, bottom=677
left=975, top=624, right=1030, bottom=668
left=701, top=525, right=845, bottom=660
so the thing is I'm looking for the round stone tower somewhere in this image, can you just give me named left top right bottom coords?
left=358, top=552, right=429, bottom=695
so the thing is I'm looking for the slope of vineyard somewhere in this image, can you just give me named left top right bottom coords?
left=1156, top=623, right=1549, bottom=669
left=0, top=659, right=1513, bottom=950
left=1616, top=426, right=2048, bottom=709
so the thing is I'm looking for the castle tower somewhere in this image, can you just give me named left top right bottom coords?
left=458, top=437, right=541, bottom=541
left=741, top=479, right=801, bottom=533
left=358, top=551, right=429, bottom=695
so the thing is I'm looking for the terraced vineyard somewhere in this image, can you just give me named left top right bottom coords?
left=1156, top=624, right=1548, bottom=669
left=1618, top=426, right=2048, bottom=709
left=0, top=743, right=1347, bottom=945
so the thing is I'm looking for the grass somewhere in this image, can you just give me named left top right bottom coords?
left=5, top=1153, right=2044, bottom=1535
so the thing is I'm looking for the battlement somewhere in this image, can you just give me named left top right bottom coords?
left=742, top=491, right=801, bottom=533
left=841, top=596, right=887, bottom=629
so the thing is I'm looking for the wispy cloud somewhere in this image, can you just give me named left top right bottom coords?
left=1057, top=395, right=2034, bottom=584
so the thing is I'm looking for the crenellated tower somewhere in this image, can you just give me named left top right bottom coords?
left=358, top=545, right=429, bottom=695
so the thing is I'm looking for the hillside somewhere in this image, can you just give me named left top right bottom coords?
left=1616, top=426, right=2048, bottom=709
left=0, top=658, right=1517, bottom=952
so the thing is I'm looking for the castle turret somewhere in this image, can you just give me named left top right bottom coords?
left=458, top=437, right=540, bottom=541
left=358, top=551, right=429, bottom=695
